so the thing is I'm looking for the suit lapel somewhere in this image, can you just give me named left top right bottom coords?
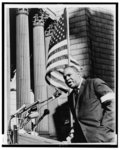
left=78, top=79, right=86, bottom=98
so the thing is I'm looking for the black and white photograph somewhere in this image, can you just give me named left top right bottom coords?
left=1, top=2, right=118, bottom=147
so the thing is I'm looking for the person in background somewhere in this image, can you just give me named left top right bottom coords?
left=63, top=65, right=116, bottom=143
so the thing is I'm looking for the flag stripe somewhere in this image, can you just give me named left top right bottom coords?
left=46, top=65, right=66, bottom=73
left=47, top=55, right=68, bottom=67
left=48, top=39, right=67, bottom=54
left=46, top=58, right=80, bottom=73
left=51, top=71, right=65, bottom=82
left=46, top=74, right=68, bottom=91
left=48, top=47, right=68, bottom=63
left=47, top=59, right=68, bottom=72
left=48, top=44, right=67, bottom=60
left=47, top=73, right=66, bottom=86
left=47, top=55, right=68, bottom=69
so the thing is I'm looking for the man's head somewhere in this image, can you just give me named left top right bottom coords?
left=63, top=66, right=82, bottom=89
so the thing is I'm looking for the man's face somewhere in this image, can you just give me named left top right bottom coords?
left=63, top=67, right=81, bottom=89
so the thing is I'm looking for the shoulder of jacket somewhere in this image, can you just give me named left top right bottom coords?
left=93, top=78, right=104, bottom=84
left=85, top=78, right=104, bottom=86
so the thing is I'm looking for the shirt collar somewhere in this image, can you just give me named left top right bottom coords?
left=77, top=78, right=83, bottom=89
left=73, top=78, right=83, bottom=94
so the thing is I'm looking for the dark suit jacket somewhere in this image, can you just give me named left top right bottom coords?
left=68, top=78, right=115, bottom=143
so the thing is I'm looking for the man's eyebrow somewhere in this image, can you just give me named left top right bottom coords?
left=64, top=73, right=71, bottom=76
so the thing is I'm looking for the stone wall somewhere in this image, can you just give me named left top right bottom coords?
left=69, top=7, right=114, bottom=90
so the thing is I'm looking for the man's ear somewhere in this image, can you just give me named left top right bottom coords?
left=78, top=66, right=83, bottom=77
left=77, top=72, right=81, bottom=77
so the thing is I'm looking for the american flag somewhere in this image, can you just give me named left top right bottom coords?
left=45, top=8, right=80, bottom=92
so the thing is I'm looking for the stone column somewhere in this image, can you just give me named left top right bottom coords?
left=16, top=8, right=31, bottom=108
left=33, top=10, right=49, bottom=133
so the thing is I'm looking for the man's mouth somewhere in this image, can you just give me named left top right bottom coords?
left=67, top=80, right=73, bottom=86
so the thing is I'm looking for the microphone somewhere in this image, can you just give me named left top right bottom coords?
left=27, top=111, right=39, bottom=119
left=33, top=109, right=50, bottom=130
left=39, top=89, right=62, bottom=104
left=24, top=101, right=39, bottom=112
left=52, top=89, right=62, bottom=99
left=43, top=109, right=50, bottom=116
left=36, top=109, right=50, bottom=124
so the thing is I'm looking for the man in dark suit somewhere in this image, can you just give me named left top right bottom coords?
left=63, top=66, right=116, bottom=143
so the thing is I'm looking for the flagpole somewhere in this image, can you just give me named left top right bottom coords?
left=66, top=7, right=70, bottom=66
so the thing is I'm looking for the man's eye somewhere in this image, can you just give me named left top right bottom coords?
left=68, top=74, right=71, bottom=77
left=63, top=76, right=66, bottom=79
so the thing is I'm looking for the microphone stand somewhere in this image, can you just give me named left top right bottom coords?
left=7, top=116, right=13, bottom=144
left=32, top=109, right=50, bottom=131
left=19, top=97, right=54, bottom=130
left=7, top=104, right=26, bottom=144
left=7, top=89, right=62, bottom=143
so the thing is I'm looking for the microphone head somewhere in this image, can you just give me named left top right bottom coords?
left=30, top=106, right=37, bottom=111
left=53, top=89, right=62, bottom=98
left=44, top=109, right=50, bottom=115
left=28, top=112, right=39, bottom=119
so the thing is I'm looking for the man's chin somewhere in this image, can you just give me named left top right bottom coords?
left=68, top=84, right=75, bottom=89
